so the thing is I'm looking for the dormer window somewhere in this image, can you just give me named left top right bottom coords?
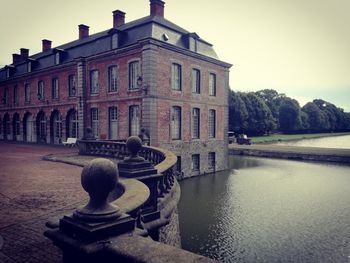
left=111, top=33, right=119, bottom=49
left=5, top=65, right=15, bottom=78
left=55, top=52, right=60, bottom=65
left=184, top=33, right=200, bottom=52
left=26, top=58, right=36, bottom=73
left=53, top=49, right=65, bottom=65
left=27, top=61, right=32, bottom=72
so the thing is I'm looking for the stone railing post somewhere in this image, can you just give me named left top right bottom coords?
left=45, top=158, right=135, bottom=263
left=118, top=136, right=163, bottom=224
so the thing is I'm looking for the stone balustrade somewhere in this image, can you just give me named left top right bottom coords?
left=43, top=136, right=214, bottom=263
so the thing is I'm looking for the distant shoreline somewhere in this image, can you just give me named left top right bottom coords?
left=251, top=132, right=350, bottom=144
left=229, top=143, right=350, bottom=165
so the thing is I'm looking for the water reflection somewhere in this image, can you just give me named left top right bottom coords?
left=179, top=156, right=350, bottom=262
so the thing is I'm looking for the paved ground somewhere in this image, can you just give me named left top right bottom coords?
left=0, top=142, right=88, bottom=263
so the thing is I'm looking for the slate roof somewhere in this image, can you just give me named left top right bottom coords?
left=0, top=14, right=221, bottom=81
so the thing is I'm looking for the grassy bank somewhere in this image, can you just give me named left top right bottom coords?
left=251, top=132, right=350, bottom=144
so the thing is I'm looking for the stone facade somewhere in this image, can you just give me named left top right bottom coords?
left=0, top=0, right=231, bottom=178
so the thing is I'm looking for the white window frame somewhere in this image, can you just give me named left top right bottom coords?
left=209, top=73, right=216, bottom=96
left=192, top=108, right=200, bottom=139
left=68, top=75, right=76, bottom=97
left=108, top=66, right=118, bottom=92
left=171, top=63, right=182, bottom=91
left=191, top=68, right=201, bottom=94
left=171, top=106, right=182, bottom=140
left=90, top=70, right=99, bottom=94
left=52, top=78, right=59, bottom=99
left=209, top=109, right=216, bottom=138
left=129, top=105, right=140, bottom=136
left=91, top=108, right=99, bottom=138
left=128, top=61, right=140, bottom=90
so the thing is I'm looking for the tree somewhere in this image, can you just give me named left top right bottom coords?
left=301, top=102, right=328, bottom=132
left=229, top=90, right=248, bottom=133
left=240, top=92, right=276, bottom=135
left=255, top=89, right=285, bottom=126
left=278, top=97, right=302, bottom=133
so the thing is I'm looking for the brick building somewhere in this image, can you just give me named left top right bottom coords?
left=0, top=0, right=231, bottom=178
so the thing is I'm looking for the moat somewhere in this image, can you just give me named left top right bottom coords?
left=179, top=137, right=350, bottom=262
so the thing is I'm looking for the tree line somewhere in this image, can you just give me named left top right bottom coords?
left=229, top=89, right=350, bottom=136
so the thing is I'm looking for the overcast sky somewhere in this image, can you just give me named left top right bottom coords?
left=1, top=0, right=349, bottom=111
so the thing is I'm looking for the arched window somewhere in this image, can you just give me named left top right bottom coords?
left=67, top=110, right=79, bottom=138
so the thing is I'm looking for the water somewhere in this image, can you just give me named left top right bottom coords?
left=273, top=134, right=350, bottom=149
left=178, top=156, right=350, bottom=263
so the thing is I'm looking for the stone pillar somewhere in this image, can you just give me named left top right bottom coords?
left=45, top=158, right=135, bottom=263
left=223, top=68, right=230, bottom=170
left=118, top=136, right=162, bottom=221
left=141, top=43, right=158, bottom=146
left=77, top=58, right=87, bottom=139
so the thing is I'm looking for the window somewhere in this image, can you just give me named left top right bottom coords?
left=53, top=113, right=62, bottom=139
left=91, top=108, right=99, bottom=138
left=111, top=34, right=119, bottom=49
left=90, top=70, right=99, bottom=94
left=192, top=108, right=200, bottom=139
left=37, top=81, right=44, bottom=100
left=171, top=63, right=182, bottom=91
left=3, top=87, right=8, bottom=104
left=129, top=105, right=140, bottom=136
left=191, top=154, right=200, bottom=171
left=55, top=52, right=60, bottom=65
left=209, top=109, right=216, bottom=138
left=171, top=106, right=181, bottom=140
left=209, top=73, right=216, bottom=96
left=52, top=78, right=59, bottom=99
left=68, top=110, right=79, bottom=138
left=191, top=69, right=200, bottom=94
left=109, top=107, right=118, bottom=139
left=128, top=61, right=139, bottom=90
left=208, top=152, right=216, bottom=170
left=108, top=66, right=118, bottom=92
left=13, top=85, right=18, bottom=104
left=68, top=75, right=76, bottom=97
left=24, top=83, right=30, bottom=102
left=175, top=156, right=182, bottom=174
left=27, top=62, right=32, bottom=73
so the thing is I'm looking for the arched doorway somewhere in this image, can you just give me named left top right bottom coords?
left=23, top=112, right=34, bottom=142
left=12, top=113, right=20, bottom=141
left=50, top=110, right=62, bottom=144
left=3, top=113, right=10, bottom=140
left=66, top=109, right=79, bottom=138
left=36, top=111, right=47, bottom=143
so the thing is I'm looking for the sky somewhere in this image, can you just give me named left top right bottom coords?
left=0, top=0, right=349, bottom=111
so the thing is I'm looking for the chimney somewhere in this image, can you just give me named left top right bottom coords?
left=113, top=10, right=125, bottom=28
left=79, top=24, right=89, bottom=39
left=12, top=54, right=22, bottom=65
left=150, top=0, right=165, bottom=17
left=42, top=39, right=52, bottom=52
left=20, top=48, right=29, bottom=60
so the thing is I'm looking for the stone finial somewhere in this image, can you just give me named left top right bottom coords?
left=74, top=158, right=122, bottom=222
left=125, top=136, right=145, bottom=162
